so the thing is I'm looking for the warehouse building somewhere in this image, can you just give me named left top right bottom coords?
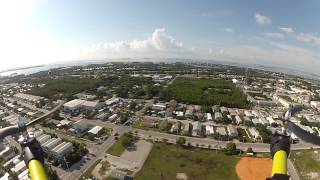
left=52, top=142, right=73, bottom=159
left=63, top=99, right=104, bottom=112
left=88, top=126, right=103, bottom=136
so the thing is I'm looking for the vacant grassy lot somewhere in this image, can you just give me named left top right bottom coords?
left=106, top=133, right=133, bottom=156
left=82, top=159, right=102, bottom=178
left=135, top=143, right=240, bottom=180
left=167, top=77, right=247, bottom=108
left=291, top=150, right=320, bottom=180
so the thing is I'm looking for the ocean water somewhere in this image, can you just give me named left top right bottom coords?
left=0, top=60, right=110, bottom=77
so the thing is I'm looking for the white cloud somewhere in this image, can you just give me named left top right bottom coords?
left=295, top=33, right=320, bottom=45
left=75, top=28, right=190, bottom=59
left=264, top=32, right=284, bottom=39
left=224, top=28, right=233, bottom=33
left=279, top=27, right=294, bottom=33
left=255, top=13, right=271, bottom=25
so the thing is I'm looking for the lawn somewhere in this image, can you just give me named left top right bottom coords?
left=166, top=77, right=247, bottom=108
left=290, top=150, right=320, bottom=180
left=106, top=133, right=134, bottom=156
left=135, top=143, right=240, bottom=180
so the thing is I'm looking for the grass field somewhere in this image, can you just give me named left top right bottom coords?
left=167, top=77, right=247, bottom=108
left=290, top=150, right=320, bottom=180
left=106, top=133, right=133, bottom=156
left=135, top=143, right=240, bottom=180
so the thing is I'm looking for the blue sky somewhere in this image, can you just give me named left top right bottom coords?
left=1, top=0, right=320, bottom=74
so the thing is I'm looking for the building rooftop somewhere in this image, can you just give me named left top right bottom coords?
left=88, top=126, right=103, bottom=135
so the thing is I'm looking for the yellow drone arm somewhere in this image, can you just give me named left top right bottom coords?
left=271, top=150, right=287, bottom=176
left=28, top=160, right=48, bottom=180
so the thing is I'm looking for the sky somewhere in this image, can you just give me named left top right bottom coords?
left=1, top=0, right=320, bottom=74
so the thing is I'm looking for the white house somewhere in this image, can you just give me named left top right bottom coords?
left=248, top=127, right=261, bottom=142
left=235, top=115, right=242, bottom=124
left=205, top=125, right=214, bottom=135
left=192, top=121, right=202, bottom=136
left=206, top=113, right=213, bottom=121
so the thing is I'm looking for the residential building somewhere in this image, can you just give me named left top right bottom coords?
left=214, top=112, right=222, bottom=122
left=152, top=103, right=166, bottom=111
left=235, top=115, right=242, bottom=124
left=248, top=127, right=262, bottom=142
left=252, top=118, right=261, bottom=125
left=215, top=127, right=227, bottom=136
left=206, top=113, right=213, bottom=121
left=220, top=107, right=228, bottom=113
left=13, top=93, right=45, bottom=104
left=170, top=122, right=180, bottom=134
left=244, top=110, right=253, bottom=117
left=185, top=109, right=194, bottom=118
left=108, top=114, right=118, bottom=122
left=311, top=101, right=320, bottom=109
left=266, top=117, right=276, bottom=125
left=205, top=125, right=214, bottom=135
left=212, top=105, right=219, bottom=113
left=227, top=125, right=238, bottom=138
left=183, top=123, right=191, bottom=135
left=0, top=147, right=15, bottom=161
left=192, top=121, right=202, bottom=136
left=11, top=160, right=26, bottom=174
left=259, top=117, right=269, bottom=126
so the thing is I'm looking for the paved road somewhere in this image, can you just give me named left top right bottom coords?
left=287, top=159, right=300, bottom=180
left=84, top=120, right=320, bottom=152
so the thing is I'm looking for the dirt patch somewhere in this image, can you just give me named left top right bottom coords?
left=236, top=157, right=272, bottom=180
left=176, top=173, right=187, bottom=180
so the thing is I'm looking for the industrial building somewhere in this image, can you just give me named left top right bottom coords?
left=88, top=126, right=103, bottom=136
left=52, top=142, right=73, bottom=159
left=73, top=119, right=89, bottom=135
left=63, top=99, right=104, bottom=112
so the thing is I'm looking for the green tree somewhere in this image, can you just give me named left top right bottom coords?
left=225, top=142, right=237, bottom=155
left=300, top=118, right=309, bottom=126
left=45, top=165, right=59, bottom=180
left=121, top=133, right=134, bottom=148
left=246, top=147, right=254, bottom=154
